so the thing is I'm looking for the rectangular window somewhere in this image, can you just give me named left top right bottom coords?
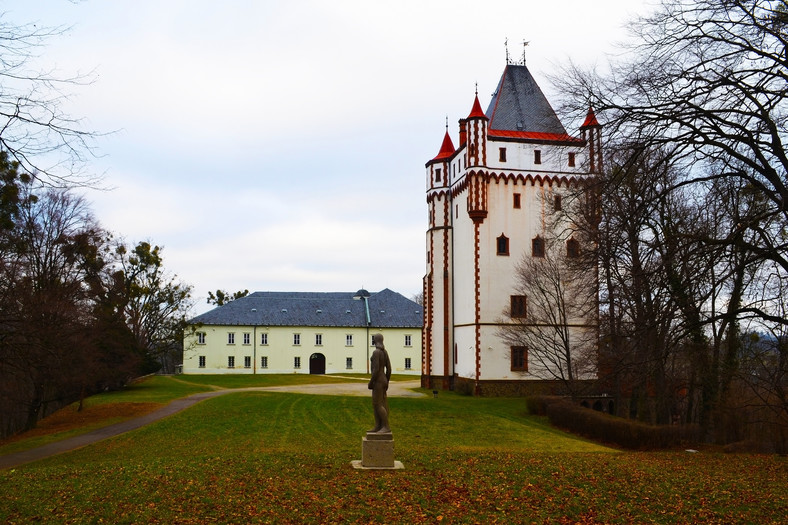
left=227, top=333, right=235, bottom=345
left=315, top=334, right=322, bottom=346
left=261, top=356, right=268, bottom=369
left=534, top=149, right=542, bottom=164
left=435, top=168, right=442, bottom=183
left=346, top=357, right=353, bottom=369
left=198, top=355, right=206, bottom=368
left=554, top=195, right=562, bottom=211
left=197, top=332, right=206, bottom=345
left=293, top=333, right=300, bottom=346
left=513, top=193, right=521, bottom=209
left=499, top=147, right=507, bottom=162
left=405, top=357, right=412, bottom=370
left=261, top=333, right=268, bottom=345
left=244, top=356, right=251, bottom=369
left=405, top=335, right=412, bottom=347
left=497, top=235, right=509, bottom=256
left=346, top=334, right=353, bottom=346
left=532, top=237, right=545, bottom=258
left=511, top=346, right=528, bottom=371
left=228, top=356, right=235, bottom=368
left=243, top=333, right=250, bottom=345
left=511, top=295, right=527, bottom=318
left=568, top=152, right=576, bottom=167
left=294, top=356, right=301, bottom=369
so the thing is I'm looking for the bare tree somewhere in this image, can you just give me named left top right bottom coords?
left=0, top=11, right=101, bottom=186
left=497, top=195, right=598, bottom=398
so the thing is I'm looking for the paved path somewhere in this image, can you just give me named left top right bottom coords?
left=0, top=379, right=423, bottom=470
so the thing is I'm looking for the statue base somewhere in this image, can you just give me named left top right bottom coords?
left=351, top=431, right=404, bottom=470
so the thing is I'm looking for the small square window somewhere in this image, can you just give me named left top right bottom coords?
left=499, top=147, right=507, bottom=162
left=513, top=193, right=521, bottom=209
left=511, top=296, right=527, bottom=318
left=511, top=346, right=528, bottom=371
left=534, top=150, right=542, bottom=164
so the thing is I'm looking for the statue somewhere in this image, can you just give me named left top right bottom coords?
left=368, top=333, right=392, bottom=434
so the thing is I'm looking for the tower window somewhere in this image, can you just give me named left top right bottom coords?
left=511, top=296, right=527, bottom=318
left=513, top=193, right=521, bottom=209
left=554, top=195, right=562, bottom=211
left=568, top=152, right=576, bottom=167
left=511, top=346, right=528, bottom=371
left=532, top=236, right=545, bottom=258
left=499, top=147, right=507, bottom=162
left=435, top=168, right=442, bottom=183
left=534, top=150, right=542, bottom=164
left=497, top=234, right=509, bottom=256
left=567, top=238, right=580, bottom=258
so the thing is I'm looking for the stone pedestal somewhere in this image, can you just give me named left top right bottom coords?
left=351, top=432, right=404, bottom=470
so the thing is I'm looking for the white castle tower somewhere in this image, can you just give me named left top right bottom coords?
left=422, top=62, right=601, bottom=394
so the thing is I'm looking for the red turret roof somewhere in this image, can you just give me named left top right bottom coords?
left=431, top=130, right=455, bottom=161
left=580, top=107, right=600, bottom=128
left=467, top=94, right=487, bottom=119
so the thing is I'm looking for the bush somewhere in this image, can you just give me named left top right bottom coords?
left=543, top=399, right=701, bottom=450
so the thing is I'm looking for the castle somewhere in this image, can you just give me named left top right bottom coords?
left=422, top=61, right=601, bottom=395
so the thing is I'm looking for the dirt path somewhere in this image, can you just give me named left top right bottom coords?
left=0, top=380, right=423, bottom=470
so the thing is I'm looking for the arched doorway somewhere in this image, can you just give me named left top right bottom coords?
left=309, top=353, right=326, bottom=375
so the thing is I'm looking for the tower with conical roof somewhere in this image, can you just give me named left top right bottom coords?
left=423, top=62, right=600, bottom=394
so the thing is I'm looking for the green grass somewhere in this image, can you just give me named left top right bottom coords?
left=1, top=379, right=786, bottom=523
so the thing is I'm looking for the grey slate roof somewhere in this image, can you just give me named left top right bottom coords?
left=485, top=64, right=567, bottom=135
left=189, top=289, right=423, bottom=329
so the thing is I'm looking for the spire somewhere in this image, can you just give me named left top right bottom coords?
left=580, top=106, right=601, bottom=128
left=431, top=129, right=456, bottom=162
left=467, top=93, right=487, bottom=119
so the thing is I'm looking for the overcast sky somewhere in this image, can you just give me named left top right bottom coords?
left=4, top=0, right=647, bottom=314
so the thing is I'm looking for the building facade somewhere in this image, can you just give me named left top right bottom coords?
left=184, top=289, right=422, bottom=375
left=423, top=62, right=601, bottom=394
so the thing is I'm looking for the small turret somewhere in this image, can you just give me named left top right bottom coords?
left=580, top=107, right=602, bottom=174
left=465, top=94, right=488, bottom=168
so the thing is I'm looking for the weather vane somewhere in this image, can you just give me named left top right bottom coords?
left=522, top=40, right=530, bottom=65
left=505, top=37, right=510, bottom=64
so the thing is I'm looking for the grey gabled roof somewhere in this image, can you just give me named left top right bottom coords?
left=485, top=64, right=568, bottom=136
left=189, top=289, right=423, bottom=329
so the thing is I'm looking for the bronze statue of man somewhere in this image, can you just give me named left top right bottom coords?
left=368, top=333, right=392, bottom=433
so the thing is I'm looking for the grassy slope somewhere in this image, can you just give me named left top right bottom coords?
left=1, top=378, right=786, bottom=523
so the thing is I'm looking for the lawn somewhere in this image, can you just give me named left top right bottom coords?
left=0, top=378, right=786, bottom=523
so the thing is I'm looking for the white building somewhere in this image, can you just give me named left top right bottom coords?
left=184, top=289, right=422, bottom=375
left=422, top=62, right=601, bottom=395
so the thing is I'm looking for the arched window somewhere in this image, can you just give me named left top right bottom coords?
left=496, top=234, right=509, bottom=256
left=567, top=238, right=580, bottom=258
left=532, top=236, right=545, bottom=257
